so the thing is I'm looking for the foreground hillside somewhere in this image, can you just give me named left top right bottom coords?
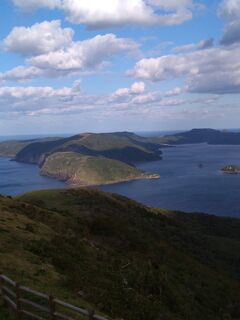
left=0, top=189, right=240, bottom=319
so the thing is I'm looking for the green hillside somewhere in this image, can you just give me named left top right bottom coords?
left=41, top=152, right=155, bottom=185
left=0, top=137, right=62, bottom=158
left=14, top=132, right=162, bottom=165
left=0, top=189, right=240, bottom=319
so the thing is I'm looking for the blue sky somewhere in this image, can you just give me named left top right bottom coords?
left=0, top=0, right=239, bottom=135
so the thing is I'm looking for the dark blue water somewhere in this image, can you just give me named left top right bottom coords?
left=1, top=142, right=240, bottom=217
left=0, top=157, right=65, bottom=196
left=100, top=144, right=240, bottom=218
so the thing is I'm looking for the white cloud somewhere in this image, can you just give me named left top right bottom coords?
left=218, top=0, right=240, bottom=45
left=13, top=0, right=61, bottom=12
left=115, top=82, right=146, bottom=97
left=28, top=34, right=137, bottom=71
left=172, top=38, right=214, bottom=53
left=0, top=79, right=172, bottom=116
left=130, top=44, right=240, bottom=94
left=0, top=79, right=218, bottom=119
left=131, top=82, right=146, bottom=94
left=4, top=20, right=73, bottom=56
left=218, top=0, right=240, bottom=20
left=13, top=0, right=196, bottom=29
left=0, top=66, right=43, bottom=82
left=1, top=32, right=138, bottom=81
left=0, top=81, right=83, bottom=114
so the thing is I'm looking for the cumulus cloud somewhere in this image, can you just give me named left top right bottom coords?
left=218, top=0, right=240, bottom=45
left=0, top=78, right=217, bottom=119
left=0, top=80, right=181, bottom=116
left=114, top=82, right=146, bottom=97
left=13, top=0, right=196, bottom=29
left=0, top=81, right=82, bottom=114
left=4, top=20, right=73, bottom=56
left=1, top=31, right=138, bottom=81
left=130, top=45, right=240, bottom=94
left=27, top=34, right=138, bottom=72
left=0, top=66, right=43, bottom=82
left=172, top=38, right=214, bottom=53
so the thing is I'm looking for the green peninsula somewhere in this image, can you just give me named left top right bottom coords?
left=41, top=152, right=158, bottom=186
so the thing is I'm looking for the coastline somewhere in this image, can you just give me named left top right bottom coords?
left=222, top=165, right=240, bottom=174
left=41, top=171, right=161, bottom=188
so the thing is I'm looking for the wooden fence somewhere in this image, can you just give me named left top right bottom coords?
left=0, top=274, right=109, bottom=320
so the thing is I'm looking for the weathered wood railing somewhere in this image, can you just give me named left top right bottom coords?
left=0, top=274, right=109, bottom=320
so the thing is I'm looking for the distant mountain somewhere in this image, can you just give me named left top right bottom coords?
left=1, top=188, right=240, bottom=320
left=159, top=128, right=240, bottom=145
left=0, top=137, right=62, bottom=158
left=14, top=132, right=162, bottom=165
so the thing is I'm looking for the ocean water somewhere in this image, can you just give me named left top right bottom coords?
left=1, top=141, right=240, bottom=217
left=0, top=157, right=65, bottom=196
left=100, top=144, right=240, bottom=218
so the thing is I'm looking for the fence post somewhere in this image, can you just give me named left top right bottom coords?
left=15, top=282, right=21, bottom=320
left=88, top=309, right=95, bottom=320
left=0, top=275, right=3, bottom=296
left=49, top=295, right=55, bottom=320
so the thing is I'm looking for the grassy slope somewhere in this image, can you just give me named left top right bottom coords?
left=40, top=152, right=149, bottom=186
left=14, top=132, right=162, bottom=165
left=0, top=189, right=239, bottom=319
left=0, top=141, right=33, bottom=158
left=0, top=138, right=62, bottom=158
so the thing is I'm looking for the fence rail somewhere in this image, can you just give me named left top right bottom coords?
left=0, top=274, right=109, bottom=320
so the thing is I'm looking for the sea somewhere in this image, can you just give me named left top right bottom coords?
left=1, top=133, right=240, bottom=218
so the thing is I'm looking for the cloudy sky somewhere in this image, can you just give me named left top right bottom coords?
left=0, top=0, right=239, bottom=135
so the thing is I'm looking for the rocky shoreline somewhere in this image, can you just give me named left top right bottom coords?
left=222, top=165, right=240, bottom=174
left=41, top=170, right=160, bottom=187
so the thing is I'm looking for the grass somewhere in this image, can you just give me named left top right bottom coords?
left=0, top=188, right=238, bottom=319
left=41, top=152, right=149, bottom=186
left=14, top=132, right=162, bottom=165
left=0, top=141, right=31, bottom=157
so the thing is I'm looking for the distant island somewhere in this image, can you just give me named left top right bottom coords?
left=222, top=165, right=240, bottom=174
left=0, top=132, right=161, bottom=186
left=158, top=128, right=240, bottom=145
